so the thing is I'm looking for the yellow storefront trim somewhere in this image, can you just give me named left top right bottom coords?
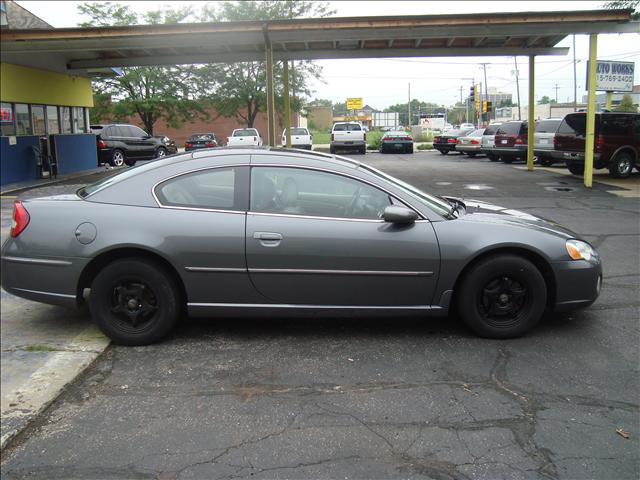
left=0, top=63, right=93, bottom=107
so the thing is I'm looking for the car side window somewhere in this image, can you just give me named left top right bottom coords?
left=250, top=167, right=392, bottom=220
left=601, top=115, right=631, bottom=136
left=155, top=168, right=237, bottom=210
left=130, top=126, right=149, bottom=137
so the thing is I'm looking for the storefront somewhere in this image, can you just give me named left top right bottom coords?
left=0, top=62, right=97, bottom=187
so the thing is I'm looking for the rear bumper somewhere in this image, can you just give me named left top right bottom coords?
left=434, top=144, right=457, bottom=152
left=492, top=146, right=528, bottom=158
left=331, top=140, right=366, bottom=148
left=557, top=151, right=602, bottom=163
left=552, top=259, right=602, bottom=312
left=455, top=144, right=481, bottom=152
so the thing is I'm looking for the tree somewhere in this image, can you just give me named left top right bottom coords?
left=614, top=94, right=639, bottom=112
left=197, top=1, right=334, bottom=127
left=537, top=96, right=557, bottom=105
left=78, top=3, right=208, bottom=134
left=602, top=0, right=640, bottom=19
left=498, top=99, right=514, bottom=108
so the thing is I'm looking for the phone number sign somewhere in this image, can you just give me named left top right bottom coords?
left=588, top=60, right=635, bottom=92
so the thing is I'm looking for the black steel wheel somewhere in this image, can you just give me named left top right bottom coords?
left=456, top=254, right=546, bottom=338
left=89, top=258, right=180, bottom=345
left=609, top=152, right=634, bottom=179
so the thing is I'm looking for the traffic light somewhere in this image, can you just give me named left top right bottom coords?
left=474, top=86, right=480, bottom=113
left=482, top=100, right=488, bottom=113
left=486, top=101, right=493, bottom=113
left=469, top=86, right=475, bottom=103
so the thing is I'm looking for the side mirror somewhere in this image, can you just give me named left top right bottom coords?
left=382, top=205, right=419, bottom=224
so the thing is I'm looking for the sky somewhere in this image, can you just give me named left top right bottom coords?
left=15, top=0, right=640, bottom=109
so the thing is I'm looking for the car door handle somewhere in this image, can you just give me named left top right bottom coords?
left=253, top=232, right=283, bottom=247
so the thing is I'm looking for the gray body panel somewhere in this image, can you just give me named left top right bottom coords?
left=1, top=148, right=601, bottom=319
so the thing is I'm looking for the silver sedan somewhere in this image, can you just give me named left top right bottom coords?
left=1, top=148, right=602, bottom=345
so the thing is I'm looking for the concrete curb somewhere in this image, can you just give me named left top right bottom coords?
left=0, top=325, right=110, bottom=450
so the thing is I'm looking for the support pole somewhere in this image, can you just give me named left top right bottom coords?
left=605, top=91, right=613, bottom=110
left=283, top=60, right=292, bottom=148
left=527, top=55, right=535, bottom=171
left=264, top=31, right=276, bottom=146
left=584, top=34, right=598, bottom=188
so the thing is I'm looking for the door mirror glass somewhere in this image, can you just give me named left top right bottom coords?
left=382, top=205, right=418, bottom=224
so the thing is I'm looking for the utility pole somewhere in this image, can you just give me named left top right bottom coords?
left=480, top=63, right=490, bottom=122
left=407, top=82, right=411, bottom=128
left=573, top=34, right=578, bottom=111
left=514, top=57, right=522, bottom=120
left=553, top=84, right=560, bottom=103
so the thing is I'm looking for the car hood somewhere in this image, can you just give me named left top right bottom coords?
left=450, top=198, right=577, bottom=239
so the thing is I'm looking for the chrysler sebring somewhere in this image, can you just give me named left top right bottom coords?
left=1, top=148, right=602, bottom=345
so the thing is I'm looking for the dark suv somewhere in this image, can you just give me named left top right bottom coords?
left=493, top=121, right=528, bottom=163
left=554, top=112, right=640, bottom=178
left=91, top=124, right=169, bottom=167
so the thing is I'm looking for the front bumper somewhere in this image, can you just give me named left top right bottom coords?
left=552, top=258, right=602, bottom=312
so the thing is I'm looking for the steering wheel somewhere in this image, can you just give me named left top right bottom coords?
left=347, top=186, right=363, bottom=216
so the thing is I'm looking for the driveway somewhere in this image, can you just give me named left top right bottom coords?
left=1, top=151, right=638, bottom=479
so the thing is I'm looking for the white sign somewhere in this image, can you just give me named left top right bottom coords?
left=589, top=60, right=635, bottom=92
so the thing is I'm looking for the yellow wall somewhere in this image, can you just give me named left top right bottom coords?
left=0, top=63, right=93, bottom=107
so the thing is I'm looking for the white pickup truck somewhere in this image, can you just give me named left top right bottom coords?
left=330, top=122, right=366, bottom=155
left=227, top=128, right=263, bottom=147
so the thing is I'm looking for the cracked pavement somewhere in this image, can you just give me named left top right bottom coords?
left=1, top=152, right=638, bottom=479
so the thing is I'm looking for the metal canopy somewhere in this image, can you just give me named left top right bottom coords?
left=1, top=9, right=637, bottom=74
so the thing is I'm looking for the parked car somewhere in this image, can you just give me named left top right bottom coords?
left=1, top=148, right=601, bottom=345
left=554, top=112, right=640, bottom=178
left=227, top=128, right=263, bottom=147
left=480, top=122, right=503, bottom=162
left=493, top=121, right=529, bottom=163
left=533, top=118, right=563, bottom=166
left=185, top=133, right=218, bottom=151
left=380, top=130, right=413, bottom=154
left=459, top=123, right=476, bottom=130
left=91, top=124, right=168, bottom=167
left=281, top=127, right=313, bottom=150
left=455, top=128, right=485, bottom=157
left=154, top=135, right=178, bottom=155
left=330, top=122, right=366, bottom=154
left=433, top=127, right=475, bottom=155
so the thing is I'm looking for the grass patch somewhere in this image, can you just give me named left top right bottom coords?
left=23, top=344, right=59, bottom=352
left=417, top=143, right=434, bottom=150
left=311, top=131, right=330, bottom=144
left=366, top=131, right=384, bottom=150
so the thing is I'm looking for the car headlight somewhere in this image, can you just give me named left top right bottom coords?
left=566, top=239, right=596, bottom=261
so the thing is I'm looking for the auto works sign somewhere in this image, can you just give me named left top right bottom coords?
left=587, top=60, right=635, bottom=92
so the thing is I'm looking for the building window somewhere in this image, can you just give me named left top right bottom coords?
left=60, top=106, right=72, bottom=133
left=0, top=102, right=15, bottom=136
left=46, top=106, right=60, bottom=134
left=73, top=106, right=87, bottom=133
left=84, top=108, right=90, bottom=131
left=15, top=104, right=32, bottom=136
left=31, top=105, right=46, bottom=136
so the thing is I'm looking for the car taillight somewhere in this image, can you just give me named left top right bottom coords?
left=434, top=137, right=440, bottom=142
left=331, top=134, right=334, bottom=141
left=205, top=142, right=216, bottom=147
left=253, top=137, right=257, bottom=142
left=470, top=139, right=479, bottom=145
left=364, top=132, right=367, bottom=141
left=515, top=137, right=524, bottom=145
left=10, top=200, right=30, bottom=238
left=97, top=139, right=107, bottom=149
left=185, top=142, right=192, bottom=147
left=595, top=135, right=604, bottom=151
left=553, top=136, right=558, bottom=147
left=456, top=139, right=462, bottom=144
left=447, top=138, right=457, bottom=143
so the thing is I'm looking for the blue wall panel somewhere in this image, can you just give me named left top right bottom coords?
left=0, top=136, right=39, bottom=186
left=54, top=134, right=97, bottom=175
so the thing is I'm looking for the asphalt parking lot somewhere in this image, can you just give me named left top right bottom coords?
left=1, top=150, right=639, bottom=480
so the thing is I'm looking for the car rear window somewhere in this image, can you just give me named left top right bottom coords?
left=190, top=134, right=215, bottom=141
left=333, top=123, right=361, bottom=131
left=233, top=129, right=258, bottom=136
left=288, top=128, right=308, bottom=135
left=557, top=114, right=586, bottom=136
left=496, top=122, right=526, bottom=135
left=535, top=119, right=561, bottom=133
left=483, top=124, right=501, bottom=135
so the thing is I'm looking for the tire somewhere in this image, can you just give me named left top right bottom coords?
left=502, top=156, right=513, bottom=164
left=360, top=146, right=366, bottom=155
left=155, top=147, right=167, bottom=159
left=456, top=254, right=547, bottom=338
left=566, top=162, right=584, bottom=175
left=330, top=146, right=336, bottom=154
left=380, top=146, right=387, bottom=154
left=608, top=152, right=634, bottom=178
left=89, top=258, right=181, bottom=346
left=438, top=149, right=449, bottom=155
left=406, top=145, right=413, bottom=154
left=539, top=158, right=553, bottom=167
left=488, top=154, right=499, bottom=162
left=467, top=152, right=477, bottom=157
left=110, top=149, right=125, bottom=167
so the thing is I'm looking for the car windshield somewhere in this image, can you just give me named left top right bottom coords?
left=334, top=123, right=361, bottom=131
left=535, top=120, right=561, bottom=133
left=190, top=134, right=214, bottom=141
left=233, top=129, right=257, bottom=136
left=358, top=163, right=453, bottom=218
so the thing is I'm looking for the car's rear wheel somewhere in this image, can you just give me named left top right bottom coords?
left=488, top=154, right=499, bottom=162
left=566, top=162, right=584, bottom=175
left=438, top=149, right=448, bottom=155
left=110, top=149, right=125, bottom=167
left=609, top=152, right=634, bottom=178
left=456, top=254, right=546, bottom=338
left=360, top=146, right=366, bottom=154
left=539, top=158, right=553, bottom=167
left=502, top=156, right=513, bottom=164
left=466, top=152, right=477, bottom=157
left=156, top=147, right=167, bottom=158
left=330, top=146, right=336, bottom=154
left=89, top=258, right=180, bottom=346
left=405, top=145, right=413, bottom=154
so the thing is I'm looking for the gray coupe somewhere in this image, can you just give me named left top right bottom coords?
left=1, top=148, right=602, bottom=345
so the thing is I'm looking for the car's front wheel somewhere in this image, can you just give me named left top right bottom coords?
left=110, top=149, right=125, bottom=167
left=456, top=254, right=546, bottom=338
left=156, top=147, right=167, bottom=159
left=609, top=152, right=634, bottom=178
left=89, top=258, right=181, bottom=346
